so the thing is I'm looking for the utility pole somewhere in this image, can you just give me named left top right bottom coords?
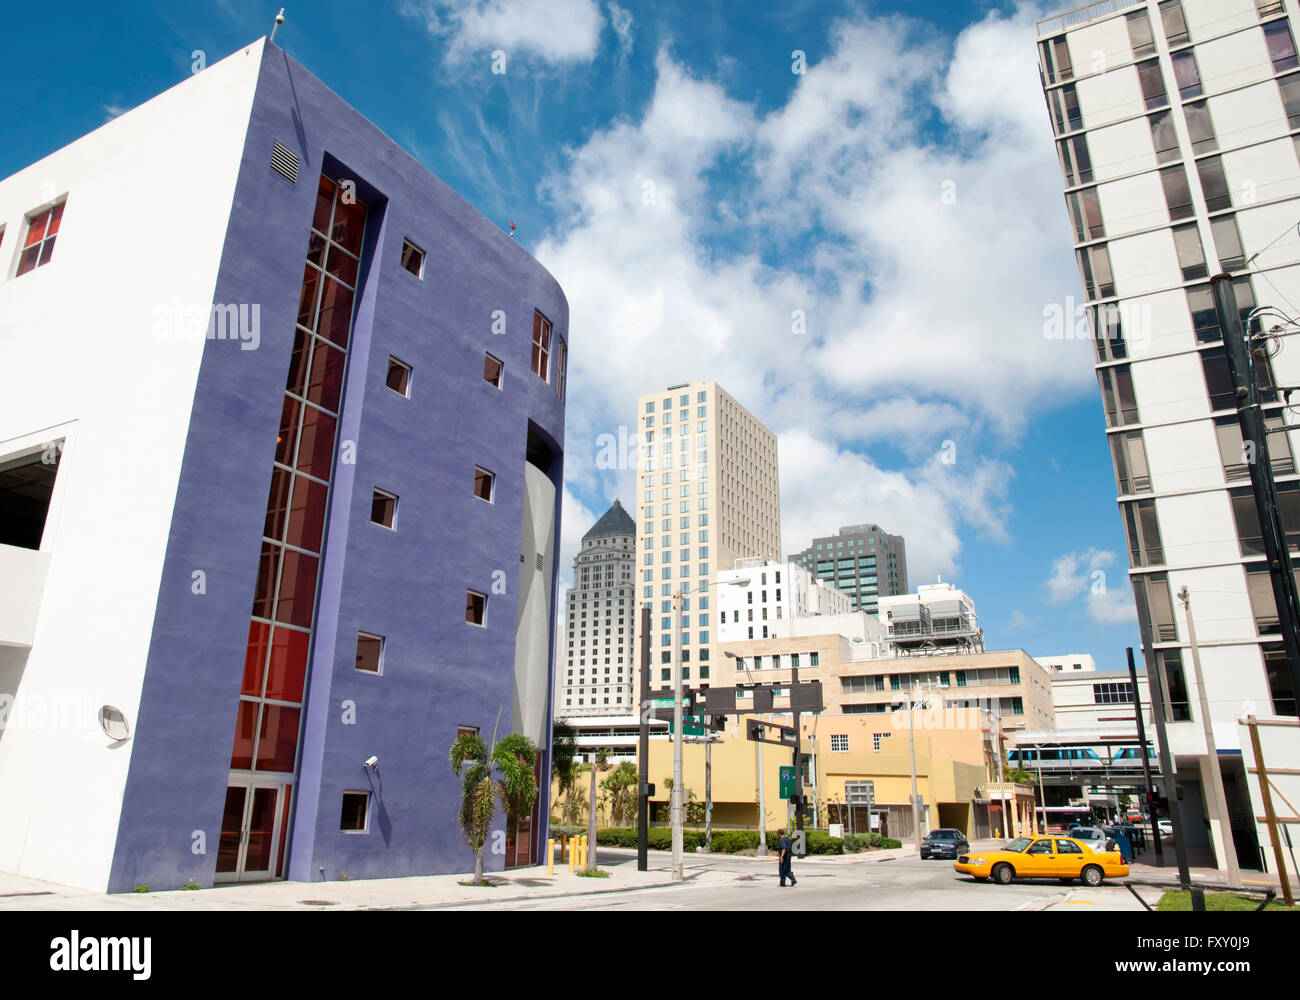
left=1213, top=275, right=1300, bottom=717
left=994, top=711, right=1010, bottom=839
left=1178, top=586, right=1242, bottom=888
left=704, top=736, right=713, bottom=849
left=1127, top=647, right=1163, bottom=866
left=671, top=589, right=684, bottom=881
left=637, top=605, right=650, bottom=872
left=756, top=714, right=767, bottom=856
left=792, top=660, right=805, bottom=852
left=1140, top=626, right=1198, bottom=905
left=906, top=685, right=921, bottom=853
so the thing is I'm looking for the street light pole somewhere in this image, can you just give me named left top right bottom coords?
left=671, top=588, right=684, bottom=881
left=906, top=685, right=921, bottom=854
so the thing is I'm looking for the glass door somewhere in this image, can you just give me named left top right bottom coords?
left=215, top=778, right=290, bottom=883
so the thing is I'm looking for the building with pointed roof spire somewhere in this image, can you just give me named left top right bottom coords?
left=559, top=499, right=637, bottom=722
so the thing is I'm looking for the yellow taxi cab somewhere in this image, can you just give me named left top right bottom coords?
left=953, top=835, right=1128, bottom=887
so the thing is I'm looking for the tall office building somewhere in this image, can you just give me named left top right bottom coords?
left=1037, top=0, right=1300, bottom=873
left=0, top=38, right=567, bottom=891
left=790, top=523, right=908, bottom=615
left=559, top=500, right=636, bottom=715
left=635, top=381, right=781, bottom=694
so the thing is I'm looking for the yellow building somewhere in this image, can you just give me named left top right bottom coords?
left=623, top=707, right=1012, bottom=840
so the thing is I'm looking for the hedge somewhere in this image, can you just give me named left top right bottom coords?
left=587, top=827, right=901, bottom=854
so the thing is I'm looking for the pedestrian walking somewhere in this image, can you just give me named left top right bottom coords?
left=777, top=828, right=797, bottom=887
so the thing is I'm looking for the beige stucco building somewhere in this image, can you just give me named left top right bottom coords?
left=634, top=381, right=782, bottom=697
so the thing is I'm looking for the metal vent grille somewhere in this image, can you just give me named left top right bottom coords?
left=270, top=141, right=299, bottom=183
left=536, top=553, right=544, bottom=571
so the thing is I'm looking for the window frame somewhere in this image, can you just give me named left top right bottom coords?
left=400, top=239, right=425, bottom=278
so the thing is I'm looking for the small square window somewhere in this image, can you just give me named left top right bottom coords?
left=371, top=489, right=397, bottom=528
left=386, top=357, right=411, bottom=396
left=483, top=353, right=503, bottom=388
left=340, top=791, right=369, bottom=831
left=466, top=590, right=487, bottom=625
left=474, top=466, right=495, bottom=502
left=16, top=200, right=65, bottom=277
left=356, top=632, right=384, bottom=673
left=400, top=239, right=424, bottom=277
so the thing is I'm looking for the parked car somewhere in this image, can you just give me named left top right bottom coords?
left=954, top=836, right=1129, bottom=887
left=1158, top=818, right=1173, bottom=836
left=920, top=828, right=970, bottom=860
left=1067, top=826, right=1112, bottom=853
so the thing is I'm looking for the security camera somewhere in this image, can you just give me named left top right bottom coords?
left=364, top=755, right=379, bottom=768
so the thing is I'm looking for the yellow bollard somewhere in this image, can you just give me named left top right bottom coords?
left=568, top=837, right=576, bottom=872
left=579, top=835, right=587, bottom=870
left=547, top=838, right=555, bottom=875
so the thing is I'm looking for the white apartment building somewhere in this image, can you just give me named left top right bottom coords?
left=1037, top=0, right=1300, bottom=874
left=635, top=381, right=781, bottom=695
left=1036, top=653, right=1101, bottom=672
left=559, top=500, right=636, bottom=716
left=1051, top=669, right=1155, bottom=731
left=716, top=560, right=852, bottom=643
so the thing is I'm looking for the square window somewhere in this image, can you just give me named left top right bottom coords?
left=400, top=239, right=425, bottom=277
left=356, top=632, right=384, bottom=673
left=371, top=489, right=397, bottom=528
left=340, top=791, right=369, bottom=831
left=16, top=200, right=65, bottom=277
left=386, top=357, right=412, bottom=396
left=466, top=590, right=487, bottom=626
left=474, top=466, right=495, bottom=503
left=483, top=353, right=503, bottom=388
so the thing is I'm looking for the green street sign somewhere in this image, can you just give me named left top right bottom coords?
left=669, top=713, right=707, bottom=737
left=779, top=766, right=796, bottom=798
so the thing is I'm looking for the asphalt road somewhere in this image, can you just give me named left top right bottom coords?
left=438, top=847, right=1139, bottom=911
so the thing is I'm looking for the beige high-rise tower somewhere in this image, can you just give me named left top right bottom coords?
left=634, top=381, right=781, bottom=695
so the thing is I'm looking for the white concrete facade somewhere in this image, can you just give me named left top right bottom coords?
left=1038, top=0, right=1300, bottom=873
left=715, top=560, right=851, bottom=643
left=1036, top=653, right=1101, bottom=672
left=0, top=42, right=264, bottom=890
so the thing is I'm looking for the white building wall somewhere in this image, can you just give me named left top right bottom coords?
left=0, top=42, right=263, bottom=890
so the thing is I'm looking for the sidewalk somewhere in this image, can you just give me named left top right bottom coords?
left=0, top=842, right=917, bottom=911
left=0, top=860, right=691, bottom=912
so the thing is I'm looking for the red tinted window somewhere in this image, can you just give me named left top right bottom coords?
left=230, top=700, right=258, bottom=769
left=295, top=406, right=337, bottom=479
left=256, top=704, right=301, bottom=772
left=305, top=338, right=345, bottom=412
left=264, top=467, right=292, bottom=542
left=285, top=475, right=328, bottom=552
left=265, top=628, right=310, bottom=702
left=297, top=264, right=321, bottom=329
left=16, top=201, right=65, bottom=276
left=243, top=621, right=271, bottom=696
left=276, top=397, right=300, bottom=466
left=331, top=196, right=366, bottom=255
left=312, top=176, right=335, bottom=235
left=326, top=244, right=359, bottom=286
left=252, top=543, right=282, bottom=620
left=316, top=277, right=355, bottom=347
left=286, top=328, right=311, bottom=399
left=275, top=549, right=320, bottom=628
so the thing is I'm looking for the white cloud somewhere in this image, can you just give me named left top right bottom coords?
left=607, top=2, right=633, bottom=59
left=1045, top=549, right=1136, bottom=626
left=536, top=7, right=1085, bottom=575
left=404, top=0, right=605, bottom=64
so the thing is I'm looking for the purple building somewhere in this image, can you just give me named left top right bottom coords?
left=0, top=37, right=567, bottom=891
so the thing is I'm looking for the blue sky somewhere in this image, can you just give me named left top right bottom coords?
left=2, top=1, right=1144, bottom=669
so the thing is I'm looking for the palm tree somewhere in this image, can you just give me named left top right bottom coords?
left=602, top=761, right=639, bottom=826
left=586, top=748, right=610, bottom=872
left=449, top=729, right=539, bottom=884
left=551, top=719, right=579, bottom=824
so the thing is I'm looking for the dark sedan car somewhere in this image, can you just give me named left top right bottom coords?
left=920, top=828, right=970, bottom=860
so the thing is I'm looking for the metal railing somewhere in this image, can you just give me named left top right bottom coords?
left=1037, top=0, right=1145, bottom=37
